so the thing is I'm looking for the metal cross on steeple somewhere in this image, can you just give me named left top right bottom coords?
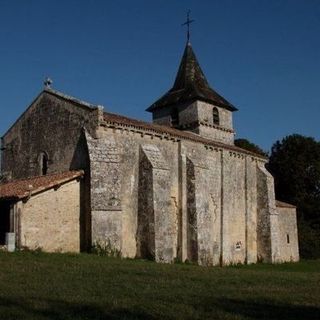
left=182, top=10, right=194, bottom=42
left=44, top=77, right=53, bottom=89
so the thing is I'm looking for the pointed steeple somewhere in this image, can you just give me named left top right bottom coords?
left=147, top=42, right=237, bottom=112
left=172, top=41, right=210, bottom=91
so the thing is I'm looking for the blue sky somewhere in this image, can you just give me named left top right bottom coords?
left=0, top=0, right=319, bottom=151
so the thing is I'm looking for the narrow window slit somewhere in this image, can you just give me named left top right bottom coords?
left=213, top=107, right=219, bottom=125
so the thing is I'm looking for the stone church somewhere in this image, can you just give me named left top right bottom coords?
left=0, top=40, right=299, bottom=265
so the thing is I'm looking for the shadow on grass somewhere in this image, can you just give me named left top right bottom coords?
left=209, top=298, right=320, bottom=320
left=0, top=296, right=319, bottom=320
left=0, top=297, right=156, bottom=320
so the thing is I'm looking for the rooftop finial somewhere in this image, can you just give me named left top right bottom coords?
left=182, top=10, right=194, bottom=43
left=44, top=77, right=53, bottom=89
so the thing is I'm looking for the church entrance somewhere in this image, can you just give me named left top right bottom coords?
left=0, top=201, right=11, bottom=245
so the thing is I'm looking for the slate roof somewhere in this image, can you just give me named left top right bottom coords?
left=44, top=88, right=98, bottom=109
left=0, top=171, right=84, bottom=201
left=146, top=42, right=237, bottom=112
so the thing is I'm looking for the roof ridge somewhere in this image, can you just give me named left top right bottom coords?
left=0, top=170, right=83, bottom=186
left=44, top=88, right=100, bottom=110
left=2, top=89, right=102, bottom=139
left=103, top=110, right=267, bottom=159
left=0, top=170, right=84, bottom=200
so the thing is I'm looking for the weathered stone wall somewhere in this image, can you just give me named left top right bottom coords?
left=86, top=126, right=180, bottom=259
left=180, top=101, right=235, bottom=144
left=1, top=91, right=98, bottom=180
left=186, top=157, right=216, bottom=265
left=197, top=124, right=235, bottom=144
left=16, top=179, right=81, bottom=252
left=136, top=148, right=155, bottom=258
left=277, top=206, right=299, bottom=262
left=87, top=122, right=268, bottom=266
left=152, top=106, right=174, bottom=126
left=152, top=102, right=198, bottom=128
left=257, top=163, right=281, bottom=263
left=85, top=132, right=123, bottom=252
left=180, top=142, right=263, bottom=266
left=178, top=102, right=198, bottom=126
left=245, top=157, right=258, bottom=264
left=221, top=151, right=246, bottom=264
left=183, top=144, right=222, bottom=266
left=197, top=101, right=233, bottom=129
left=137, top=145, right=176, bottom=263
left=151, top=101, right=235, bottom=145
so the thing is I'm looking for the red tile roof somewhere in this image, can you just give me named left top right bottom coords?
left=276, top=200, right=296, bottom=209
left=0, top=171, right=84, bottom=201
left=103, top=112, right=266, bottom=159
left=44, top=88, right=266, bottom=159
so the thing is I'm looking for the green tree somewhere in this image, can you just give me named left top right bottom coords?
left=234, top=138, right=267, bottom=157
left=267, top=134, right=320, bottom=258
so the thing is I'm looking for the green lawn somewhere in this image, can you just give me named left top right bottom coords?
left=0, top=252, right=319, bottom=320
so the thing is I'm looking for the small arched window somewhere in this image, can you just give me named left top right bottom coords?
left=39, top=152, right=48, bottom=175
left=171, top=108, right=179, bottom=126
left=213, top=107, right=220, bottom=125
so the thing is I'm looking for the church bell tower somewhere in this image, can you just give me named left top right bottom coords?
left=146, top=40, right=238, bottom=145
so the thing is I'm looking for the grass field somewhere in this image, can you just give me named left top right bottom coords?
left=0, top=252, right=319, bottom=320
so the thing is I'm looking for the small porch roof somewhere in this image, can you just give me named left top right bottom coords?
left=0, top=171, right=84, bottom=201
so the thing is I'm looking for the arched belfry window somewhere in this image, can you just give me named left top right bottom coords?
left=213, top=107, right=220, bottom=125
left=171, top=108, right=179, bottom=126
left=39, top=152, right=49, bottom=175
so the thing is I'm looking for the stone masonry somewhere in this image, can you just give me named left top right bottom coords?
left=0, top=40, right=299, bottom=264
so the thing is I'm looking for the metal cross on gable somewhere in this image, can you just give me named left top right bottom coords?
left=44, top=77, right=53, bottom=88
left=182, top=10, right=195, bottom=42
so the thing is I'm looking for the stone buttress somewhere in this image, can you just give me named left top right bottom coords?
left=85, top=131, right=123, bottom=252
left=136, top=144, right=176, bottom=263
left=257, top=163, right=281, bottom=263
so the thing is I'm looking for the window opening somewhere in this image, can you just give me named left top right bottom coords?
left=213, top=107, right=220, bottom=125
left=41, top=153, right=48, bottom=175
left=171, top=108, right=179, bottom=126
